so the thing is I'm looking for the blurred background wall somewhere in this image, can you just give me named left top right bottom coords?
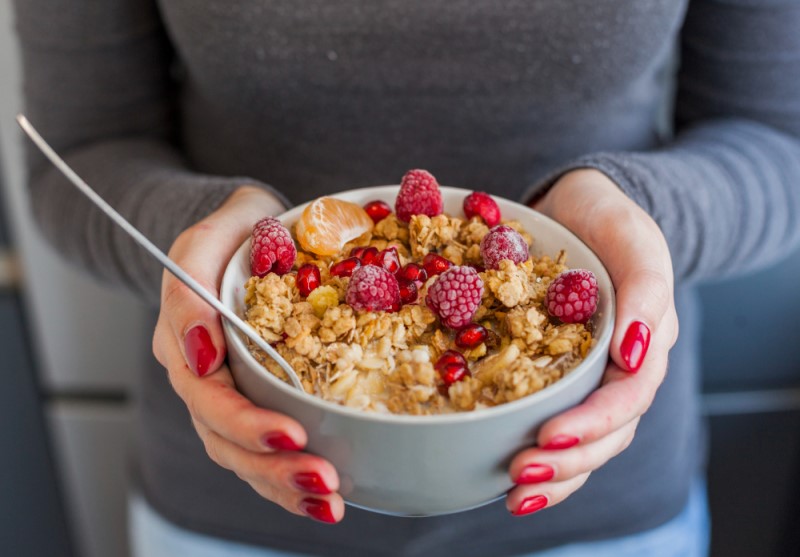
left=0, top=3, right=798, bottom=557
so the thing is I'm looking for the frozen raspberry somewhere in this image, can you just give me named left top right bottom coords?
left=545, top=269, right=599, bottom=324
left=479, top=225, right=529, bottom=270
left=425, top=266, right=484, bottom=329
left=395, top=169, right=444, bottom=222
left=463, top=192, right=501, bottom=227
left=346, top=265, right=401, bottom=312
left=250, top=217, right=297, bottom=277
left=363, top=200, right=393, bottom=224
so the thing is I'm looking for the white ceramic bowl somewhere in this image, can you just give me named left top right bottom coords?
left=221, top=186, right=615, bottom=516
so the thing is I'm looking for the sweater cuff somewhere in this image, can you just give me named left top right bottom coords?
left=519, top=153, right=654, bottom=215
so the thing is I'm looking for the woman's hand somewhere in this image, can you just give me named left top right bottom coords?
left=506, top=169, right=679, bottom=516
left=151, top=186, right=344, bottom=524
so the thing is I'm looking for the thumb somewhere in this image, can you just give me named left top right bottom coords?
left=163, top=187, right=286, bottom=377
left=608, top=267, right=671, bottom=373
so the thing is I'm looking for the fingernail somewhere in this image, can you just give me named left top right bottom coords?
left=542, top=435, right=580, bottom=450
left=516, top=464, right=554, bottom=484
left=300, top=497, right=336, bottom=523
left=620, top=320, right=651, bottom=373
left=293, top=472, right=332, bottom=494
left=262, top=432, right=301, bottom=451
left=512, top=495, right=548, bottom=516
left=184, top=325, right=217, bottom=377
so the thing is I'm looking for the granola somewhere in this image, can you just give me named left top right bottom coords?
left=244, top=188, right=597, bottom=415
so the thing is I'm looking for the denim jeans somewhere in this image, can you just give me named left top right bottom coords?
left=129, top=478, right=710, bottom=557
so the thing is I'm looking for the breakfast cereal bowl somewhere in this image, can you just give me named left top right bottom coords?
left=221, top=186, right=615, bottom=516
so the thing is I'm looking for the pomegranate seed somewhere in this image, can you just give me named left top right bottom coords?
left=270, top=332, right=289, bottom=347
left=399, top=281, right=418, bottom=304
left=434, top=350, right=467, bottom=371
left=396, top=263, right=427, bottom=285
left=422, top=253, right=452, bottom=277
left=439, top=362, right=470, bottom=386
left=455, top=323, right=488, bottom=348
left=376, top=247, right=400, bottom=273
left=363, top=200, right=392, bottom=224
left=350, top=246, right=379, bottom=265
left=296, top=264, right=321, bottom=297
left=330, top=257, right=362, bottom=277
left=350, top=246, right=367, bottom=258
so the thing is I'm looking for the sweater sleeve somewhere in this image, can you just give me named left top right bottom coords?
left=526, top=0, right=800, bottom=283
left=13, top=0, right=289, bottom=304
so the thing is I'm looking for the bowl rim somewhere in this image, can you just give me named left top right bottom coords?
left=221, top=185, right=615, bottom=425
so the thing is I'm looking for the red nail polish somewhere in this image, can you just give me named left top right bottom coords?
left=184, top=325, right=217, bottom=377
left=542, top=435, right=579, bottom=450
left=300, top=498, right=336, bottom=523
left=263, top=432, right=301, bottom=451
left=513, top=495, right=548, bottom=516
left=620, top=321, right=651, bottom=373
left=516, top=464, right=555, bottom=484
left=293, top=472, right=332, bottom=494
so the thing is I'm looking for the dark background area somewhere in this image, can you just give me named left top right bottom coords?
left=700, top=249, right=800, bottom=557
left=0, top=155, right=73, bottom=556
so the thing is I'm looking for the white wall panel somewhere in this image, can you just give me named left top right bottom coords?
left=47, top=402, right=132, bottom=557
left=0, top=2, right=150, bottom=392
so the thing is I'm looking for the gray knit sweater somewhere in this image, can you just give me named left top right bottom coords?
left=14, top=0, right=800, bottom=555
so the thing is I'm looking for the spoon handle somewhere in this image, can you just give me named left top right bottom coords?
left=16, top=114, right=304, bottom=391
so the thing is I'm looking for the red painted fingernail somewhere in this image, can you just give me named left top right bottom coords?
left=184, top=325, right=217, bottom=377
left=300, top=498, right=336, bottom=523
left=512, top=495, right=548, bottom=516
left=620, top=320, right=651, bottom=373
left=262, top=432, right=301, bottom=451
left=516, top=464, right=555, bottom=484
left=542, top=435, right=579, bottom=450
left=293, top=472, right=332, bottom=494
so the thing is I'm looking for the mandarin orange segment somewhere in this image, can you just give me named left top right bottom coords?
left=295, top=197, right=375, bottom=256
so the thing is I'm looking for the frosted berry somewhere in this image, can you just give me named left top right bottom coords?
left=346, top=265, right=401, bottom=312
left=250, top=217, right=297, bottom=277
left=399, top=281, right=418, bottom=305
left=376, top=247, right=401, bottom=274
left=296, top=264, right=321, bottom=297
left=422, top=253, right=452, bottom=277
left=545, top=269, right=599, bottom=324
left=480, top=225, right=529, bottom=270
left=364, top=200, right=393, bottom=224
left=396, top=263, right=427, bottom=286
left=395, top=169, right=443, bottom=222
left=455, top=323, right=488, bottom=348
left=426, top=266, right=484, bottom=329
left=463, top=192, right=501, bottom=227
left=330, top=256, right=362, bottom=278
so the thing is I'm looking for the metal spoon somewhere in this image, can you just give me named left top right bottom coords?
left=16, top=114, right=305, bottom=391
